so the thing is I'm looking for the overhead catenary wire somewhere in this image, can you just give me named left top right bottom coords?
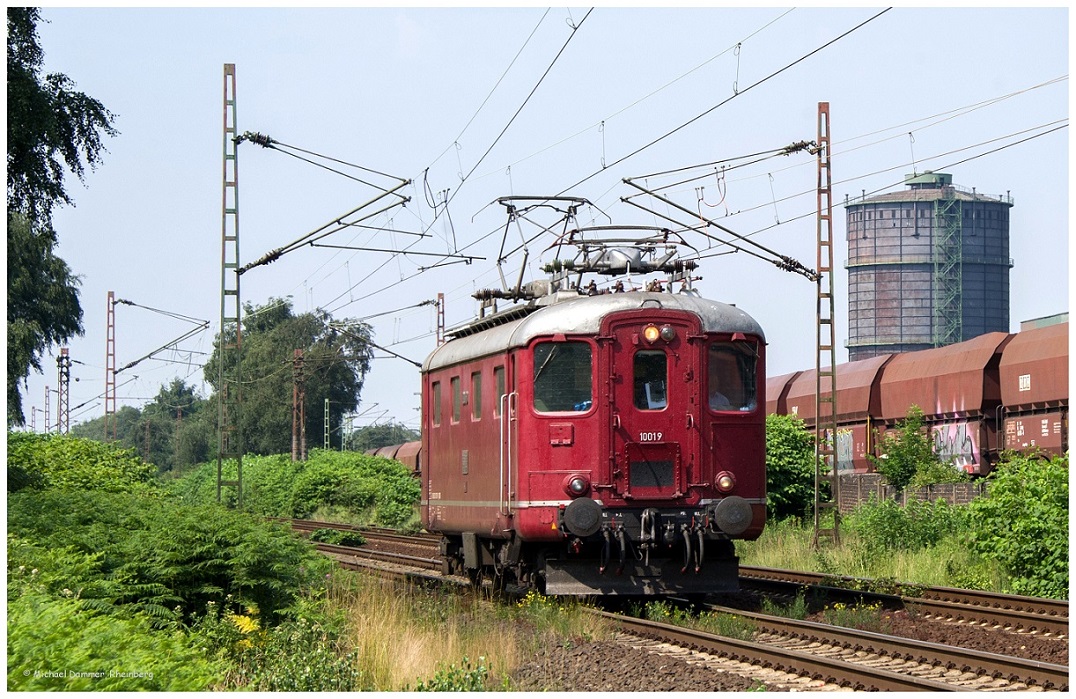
left=649, top=120, right=1070, bottom=265
left=317, top=93, right=1065, bottom=324
left=111, top=298, right=211, bottom=374
left=455, top=8, right=592, bottom=192
left=422, top=8, right=594, bottom=246
left=472, top=8, right=797, bottom=182
left=655, top=76, right=1069, bottom=204
left=425, top=8, right=552, bottom=172
left=292, top=8, right=952, bottom=322
left=237, top=132, right=409, bottom=190
left=556, top=7, right=892, bottom=196
left=730, top=119, right=1069, bottom=234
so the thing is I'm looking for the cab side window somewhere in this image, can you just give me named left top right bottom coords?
left=494, top=365, right=506, bottom=417
left=431, top=381, right=442, bottom=426
left=471, top=371, right=482, bottom=421
left=451, top=376, right=461, bottom=423
left=707, top=341, right=757, bottom=412
left=533, top=341, right=592, bottom=412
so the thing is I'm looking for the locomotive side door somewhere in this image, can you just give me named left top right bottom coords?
left=497, top=355, right=517, bottom=526
left=603, top=312, right=701, bottom=501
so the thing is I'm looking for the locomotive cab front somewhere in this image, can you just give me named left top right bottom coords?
left=421, top=289, right=766, bottom=596
left=514, top=299, right=765, bottom=594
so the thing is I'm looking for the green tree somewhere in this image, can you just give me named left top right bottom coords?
left=70, top=380, right=214, bottom=473
left=348, top=421, right=420, bottom=452
left=7, top=8, right=118, bottom=425
left=765, top=413, right=816, bottom=521
left=203, top=298, right=374, bottom=456
left=7, top=214, right=83, bottom=424
left=140, top=378, right=211, bottom=472
left=869, top=405, right=941, bottom=492
left=7, top=7, right=117, bottom=225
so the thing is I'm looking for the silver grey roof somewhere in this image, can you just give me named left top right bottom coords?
left=423, top=291, right=765, bottom=372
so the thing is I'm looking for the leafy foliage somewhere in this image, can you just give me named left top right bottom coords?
left=909, top=454, right=970, bottom=488
left=7, top=593, right=224, bottom=691
left=765, top=413, right=816, bottom=520
left=7, top=7, right=118, bottom=226
left=192, top=601, right=363, bottom=691
left=309, top=528, right=366, bottom=546
left=6, top=431, right=155, bottom=493
left=869, top=405, right=944, bottom=491
left=8, top=489, right=331, bottom=624
left=966, top=452, right=1068, bottom=599
left=71, top=380, right=214, bottom=474
left=203, top=298, right=374, bottom=456
left=411, top=657, right=490, bottom=692
left=166, top=449, right=420, bottom=527
left=7, top=215, right=83, bottom=425
left=7, top=7, right=117, bottom=425
left=843, top=493, right=969, bottom=552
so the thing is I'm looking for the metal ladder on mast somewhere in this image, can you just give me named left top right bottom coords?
left=814, top=102, right=840, bottom=548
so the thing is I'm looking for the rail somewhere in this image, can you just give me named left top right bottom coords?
left=740, top=565, right=1068, bottom=637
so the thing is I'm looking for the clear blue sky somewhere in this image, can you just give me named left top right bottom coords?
left=21, top=6, right=1069, bottom=434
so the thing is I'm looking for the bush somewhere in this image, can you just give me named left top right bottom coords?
left=166, top=449, right=419, bottom=528
left=843, top=494, right=968, bottom=552
left=966, top=452, right=1068, bottom=599
left=765, top=414, right=816, bottom=520
left=6, top=432, right=155, bottom=493
left=411, top=657, right=490, bottom=692
left=869, top=406, right=940, bottom=492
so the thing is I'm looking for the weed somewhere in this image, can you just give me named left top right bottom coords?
left=819, top=600, right=890, bottom=633
left=760, top=592, right=808, bottom=620
left=410, top=656, right=490, bottom=691
left=309, top=528, right=366, bottom=546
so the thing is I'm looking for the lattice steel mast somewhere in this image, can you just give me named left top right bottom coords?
left=104, top=291, right=117, bottom=441
left=813, top=102, right=840, bottom=547
left=217, top=63, right=243, bottom=506
left=56, top=348, right=71, bottom=434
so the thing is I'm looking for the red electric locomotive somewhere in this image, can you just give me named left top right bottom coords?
left=420, top=239, right=766, bottom=595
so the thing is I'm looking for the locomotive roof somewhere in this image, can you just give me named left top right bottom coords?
left=422, top=290, right=765, bottom=372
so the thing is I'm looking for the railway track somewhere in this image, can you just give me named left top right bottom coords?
left=592, top=609, right=969, bottom=691
left=290, top=520, right=1068, bottom=689
left=695, top=602, right=1067, bottom=690
left=286, top=521, right=1067, bottom=639
left=740, top=565, right=1069, bottom=638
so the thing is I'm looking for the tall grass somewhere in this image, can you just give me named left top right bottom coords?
left=326, top=574, right=613, bottom=690
left=737, top=514, right=1005, bottom=591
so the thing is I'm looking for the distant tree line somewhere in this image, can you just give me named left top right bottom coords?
left=69, top=298, right=400, bottom=474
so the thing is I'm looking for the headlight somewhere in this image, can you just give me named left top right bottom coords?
left=642, top=324, right=677, bottom=343
left=564, top=474, right=591, bottom=497
left=715, top=471, right=736, bottom=493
